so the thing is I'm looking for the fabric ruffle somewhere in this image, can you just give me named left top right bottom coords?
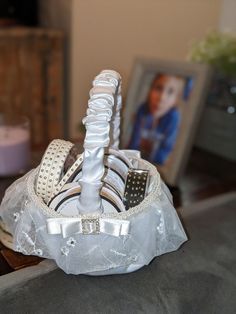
left=0, top=158, right=187, bottom=275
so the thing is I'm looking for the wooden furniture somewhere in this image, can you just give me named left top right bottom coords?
left=177, top=148, right=236, bottom=207
left=0, top=27, right=64, bottom=148
left=196, top=107, right=236, bottom=161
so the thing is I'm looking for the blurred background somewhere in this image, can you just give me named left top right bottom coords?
left=0, top=0, right=235, bottom=197
left=0, top=0, right=232, bottom=137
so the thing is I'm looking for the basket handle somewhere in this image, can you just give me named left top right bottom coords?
left=77, top=70, right=122, bottom=215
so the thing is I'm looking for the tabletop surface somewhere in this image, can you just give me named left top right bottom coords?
left=1, top=191, right=236, bottom=314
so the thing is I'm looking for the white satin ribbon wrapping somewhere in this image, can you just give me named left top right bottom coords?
left=47, top=217, right=130, bottom=238
left=77, top=70, right=122, bottom=215
left=92, top=70, right=122, bottom=150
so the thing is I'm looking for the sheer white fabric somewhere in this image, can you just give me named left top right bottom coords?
left=0, top=157, right=187, bottom=275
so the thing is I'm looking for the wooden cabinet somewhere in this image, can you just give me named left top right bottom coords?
left=0, top=27, right=64, bottom=148
left=195, top=107, right=236, bottom=161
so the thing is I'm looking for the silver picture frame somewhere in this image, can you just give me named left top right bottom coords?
left=122, top=58, right=211, bottom=186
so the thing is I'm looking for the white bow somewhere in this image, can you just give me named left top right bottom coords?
left=47, top=217, right=130, bottom=238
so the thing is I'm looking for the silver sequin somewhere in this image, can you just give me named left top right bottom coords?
left=61, top=246, right=70, bottom=256
left=67, top=237, right=76, bottom=247
left=35, top=248, right=43, bottom=256
left=13, top=212, right=20, bottom=222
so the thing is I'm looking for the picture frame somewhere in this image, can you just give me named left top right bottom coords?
left=122, top=58, right=211, bottom=186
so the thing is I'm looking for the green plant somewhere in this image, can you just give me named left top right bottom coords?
left=189, top=31, right=236, bottom=76
left=77, top=121, right=86, bottom=134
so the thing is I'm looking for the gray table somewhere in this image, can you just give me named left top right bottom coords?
left=0, top=193, right=236, bottom=314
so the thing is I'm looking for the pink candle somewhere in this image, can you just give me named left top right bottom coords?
left=0, top=126, right=30, bottom=176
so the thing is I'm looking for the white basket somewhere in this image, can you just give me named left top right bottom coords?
left=0, top=70, right=187, bottom=275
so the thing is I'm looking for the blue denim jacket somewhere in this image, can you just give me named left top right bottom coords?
left=129, top=103, right=180, bottom=165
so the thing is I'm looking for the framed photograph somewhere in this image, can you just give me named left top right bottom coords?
left=122, top=58, right=211, bottom=186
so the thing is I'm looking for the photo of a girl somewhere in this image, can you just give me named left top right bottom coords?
left=128, top=74, right=186, bottom=165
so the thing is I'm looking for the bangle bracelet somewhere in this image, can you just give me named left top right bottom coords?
left=36, top=139, right=73, bottom=203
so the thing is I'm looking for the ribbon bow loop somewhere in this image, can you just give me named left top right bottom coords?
left=47, top=217, right=130, bottom=238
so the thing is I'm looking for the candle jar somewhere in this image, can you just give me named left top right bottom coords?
left=0, top=115, right=30, bottom=177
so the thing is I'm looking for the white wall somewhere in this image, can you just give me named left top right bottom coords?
left=219, top=0, right=236, bottom=31
left=70, top=0, right=221, bottom=138
left=39, top=0, right=222, bottom=138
